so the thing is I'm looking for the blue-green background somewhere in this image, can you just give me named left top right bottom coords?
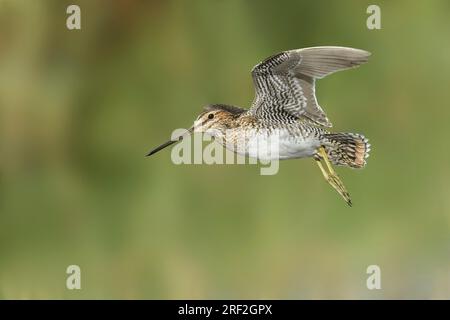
left=0, top=0, right=449, bottom=299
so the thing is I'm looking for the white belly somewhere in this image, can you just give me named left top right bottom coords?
left=231, top=130, right=321, bottom=161
left=276, top=136, right=321, bottom=160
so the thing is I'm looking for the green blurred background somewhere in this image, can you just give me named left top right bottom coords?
left=0, top=0, right=449, bottom=299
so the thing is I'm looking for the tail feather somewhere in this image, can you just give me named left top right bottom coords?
left=324, top=133, right=371, bottom=168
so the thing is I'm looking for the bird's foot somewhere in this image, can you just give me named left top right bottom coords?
left=315, top=146, right=352, bottom=206
left=325, top=172, right=352, bottom=207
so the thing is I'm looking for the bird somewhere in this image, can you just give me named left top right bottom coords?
left=147, top=46, right=371, bottom=206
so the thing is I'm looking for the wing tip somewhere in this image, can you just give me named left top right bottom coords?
left=299, top=46, right=371, bottom=60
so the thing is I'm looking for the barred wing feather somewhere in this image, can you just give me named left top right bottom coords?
left=250, top=46, right=371, bottom=127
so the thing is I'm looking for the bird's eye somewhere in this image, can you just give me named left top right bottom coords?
left=208, top=113, right=214, bottom=120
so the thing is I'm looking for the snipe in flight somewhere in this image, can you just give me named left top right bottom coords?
left=147, top=46, right=371, bottom=206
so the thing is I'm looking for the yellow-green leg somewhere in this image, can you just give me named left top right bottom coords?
left=315, top=146, right=352, bottom=206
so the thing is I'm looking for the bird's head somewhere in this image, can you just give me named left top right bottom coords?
left=146, top=104, right=245, bottom=157
left=193, top=105, right=240, bottom=134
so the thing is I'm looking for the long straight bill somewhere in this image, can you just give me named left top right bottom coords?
left=146, top=127, right=193, bottom=157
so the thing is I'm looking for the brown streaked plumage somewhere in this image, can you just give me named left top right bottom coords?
left=147, top=46, right=372, bottom=206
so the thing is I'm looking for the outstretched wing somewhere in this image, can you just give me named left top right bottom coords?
left=249, top=46, right=371, bottom=127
